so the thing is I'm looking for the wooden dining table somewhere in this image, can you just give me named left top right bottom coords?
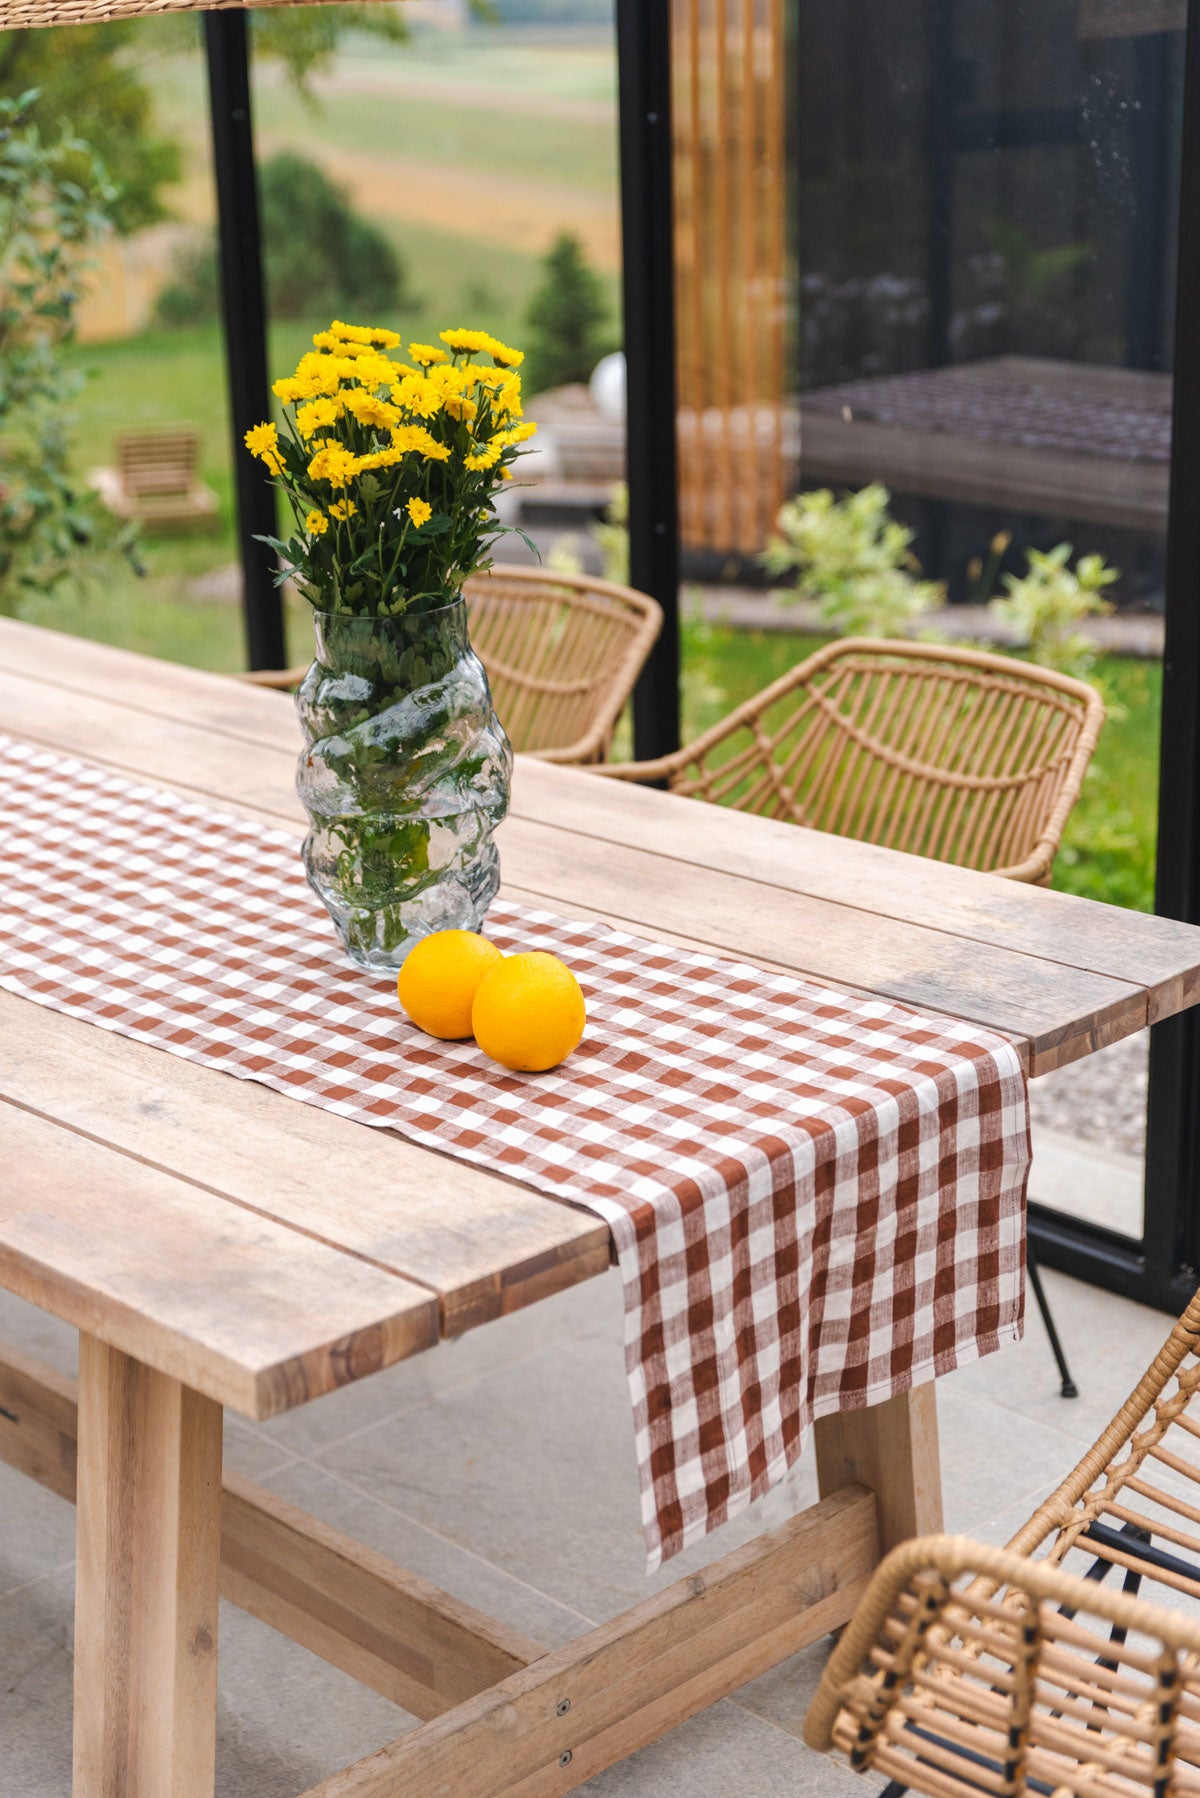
left=4, top=616, right=1200, bottom=1798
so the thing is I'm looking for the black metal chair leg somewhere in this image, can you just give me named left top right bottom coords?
left=878, top=1785, right=909, bottom=1798
left=1027, top=1242, right=1079, bottom=1398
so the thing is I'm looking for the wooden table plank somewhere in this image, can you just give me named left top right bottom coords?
left=0, top=618, right=297, bottom=754
left=0, top=664, right=294, bottom=817
left=0, top=1101, right=437, bottom=1417
left=10, top=621, right=1193, bottom=1018
left=0, top=660, right=1151, bottom=1073
left=0, top=994, right=611, bottom=1338
left=510, top=761, right=1200, bottom=1023
left=498, top=819, right=1144, bottom=1072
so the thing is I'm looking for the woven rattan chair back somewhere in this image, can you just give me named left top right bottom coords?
left=805, top=1289, right=1200, bottom=1797
left=238, top=565, right=661, bottom=767
left=460, top=566, right=661, bottom=763
left=602, top=638, right=1105, bottom=884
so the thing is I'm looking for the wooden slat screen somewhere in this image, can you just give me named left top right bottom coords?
left=672, top=0, right=793, bottom=558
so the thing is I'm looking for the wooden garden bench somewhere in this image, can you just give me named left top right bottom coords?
left=89, top=427, right=220, bottom=532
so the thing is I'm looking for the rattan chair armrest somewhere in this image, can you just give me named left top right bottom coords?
left=804, top=1531, right=1200, bottom=1755
left=525, top=734, right=607, bottom=765
left=993, top=849, right=1055, bottom=883
left=589, top=755, right=685, bottom=784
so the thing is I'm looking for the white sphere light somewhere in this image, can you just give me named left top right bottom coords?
left=589, top=352, right=627, bottom=421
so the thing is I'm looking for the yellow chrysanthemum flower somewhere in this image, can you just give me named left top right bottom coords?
left=329, top=498, right=357, bottom=521
left=314, top=330, right=386, bottom=357
left=464, top=441, right=503, bottom=472
left=492, top=376, right=524, bottom=420
left=439, top=328, right=493, bottom=356
left=409, top=342, right=449, bottom=366
left=439, top=328, right=524, bottom=367
left=306, top=440, right=358, bottom=488
left=244, top=421, right=284, bottom=475
left=328, top=320, right=402, bottom=350
left=440, top=392, right=478, bottom=423
left=300, top=345, right=397, bottom=391
left=354, top=447, right=405, bottom=473
left=342, top=390, right=400, bottom=431
left=305, top=509, right=328, bottom=536
left=406, top=497, right=432, bottom=528
left=295, top=397, right=341, bottom=439
left=390, top=373, right=441, bottom=420
left=493, top=420, right=539, bottom=447
left=273, top=376, right=309, bottom=404
left=389, top=424, right=452, bottom=463
left=460, top=364, right=509, bottom=390
left=289, top=354, right=346, bottom=399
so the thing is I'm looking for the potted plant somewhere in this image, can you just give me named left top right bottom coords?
left=246, top=321, right=537, bottom=970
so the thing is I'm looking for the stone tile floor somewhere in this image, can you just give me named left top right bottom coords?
left=0, top=1264, right=1176, bottom=1796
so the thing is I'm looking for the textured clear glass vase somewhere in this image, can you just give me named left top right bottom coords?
left=296, top=600, right=512, bottom=971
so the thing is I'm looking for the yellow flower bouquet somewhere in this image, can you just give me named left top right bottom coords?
left=250, top=321, right=534, bottom=971
left=246, top=320, right=537, bottom=618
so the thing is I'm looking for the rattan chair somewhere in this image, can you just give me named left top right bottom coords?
left=240, top=566, right=662, bottom=766
left=598, top=637, right=1105, bottom=885
left=805, top=1285, right=1200, bottom=1798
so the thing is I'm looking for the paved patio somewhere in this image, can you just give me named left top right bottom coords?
left=0, top=1247, right=1176, bottom=1797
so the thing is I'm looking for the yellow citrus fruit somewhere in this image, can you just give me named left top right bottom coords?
left=397, top=930, right=503, bottom=1040
left=471, top=951, right=586, bottom=1073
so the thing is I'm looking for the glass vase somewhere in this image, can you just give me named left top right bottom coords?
left=295, top=600, right=512, bottom=971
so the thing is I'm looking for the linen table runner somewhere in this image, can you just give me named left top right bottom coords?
left=0, top=734, right=1030, bottom=1567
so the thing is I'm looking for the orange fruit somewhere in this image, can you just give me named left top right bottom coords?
left=471, top=951, right=586, bottom=1073
left=397, top=930, right=503, bottom=1040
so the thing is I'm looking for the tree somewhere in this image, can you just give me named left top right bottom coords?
left=523, top=232, right=612, bottom=394
left=0, top=27, right=181, bottom=235
left=0, top=93, right=140, bottom=613
left=155, top=151, right=414, bottom=327
left=0, top=6, right=486, bottom=238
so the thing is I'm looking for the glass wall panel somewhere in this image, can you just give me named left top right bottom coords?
left=792, top=0, right=1184, bottom=1241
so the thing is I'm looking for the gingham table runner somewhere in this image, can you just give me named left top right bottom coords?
left=0, top=734, right=1031, bottom=1568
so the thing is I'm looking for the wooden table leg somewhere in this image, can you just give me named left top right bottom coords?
left=813, top=1383, right=942, bottom=1554
left=72, top=1335, right=223, bottom=1797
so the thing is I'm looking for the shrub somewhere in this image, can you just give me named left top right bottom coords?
left=154, top=152, right=413, bottom=328
left=988, top=542, right=1117, bottom=681
left=762, top=483, right=943, bottom=637
left=523, top=232, right=612, bottom=394
left=0, top=93, right=140, bottom=612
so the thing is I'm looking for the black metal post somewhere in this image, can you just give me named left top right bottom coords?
left=1141, top=0, right=1200, bottom=1311
left=203, top=11, right=286, bottom=672
left=616, top=0, right=681, bottom=760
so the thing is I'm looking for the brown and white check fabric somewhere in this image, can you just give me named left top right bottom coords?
left=0, top=734, right=1030, bottom=1568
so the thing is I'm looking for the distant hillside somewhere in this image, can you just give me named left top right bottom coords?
left=490, top=0, right=613, bottom=21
